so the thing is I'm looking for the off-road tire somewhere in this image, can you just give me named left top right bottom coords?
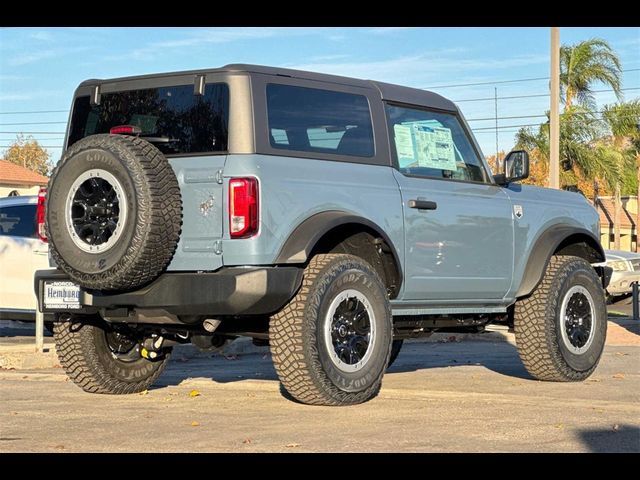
left=514, top=255, right=607, bottom=381
left=53, top=316, right=171, bottom=394
left=46, top=134, right=182, bottom=291
left=270, top=254, right=392, bottom=406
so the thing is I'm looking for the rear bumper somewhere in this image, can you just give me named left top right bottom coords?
left=35, top=267, right=303, bottom=323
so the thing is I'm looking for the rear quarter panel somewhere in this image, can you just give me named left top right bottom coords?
left=221, top=154, right=404, bottom=274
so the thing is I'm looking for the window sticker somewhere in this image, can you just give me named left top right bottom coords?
left=394, top=120, right=457, bottom=171
left=393, top=124, right=415, bottom=167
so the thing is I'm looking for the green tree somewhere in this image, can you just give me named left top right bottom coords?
left=515, top=37, right=625, bottom=194
left=561, top=38, right=623, bottom=110
left=2, top=134, right=51, bottom=176
left=515, top=106, right=610, bottom=192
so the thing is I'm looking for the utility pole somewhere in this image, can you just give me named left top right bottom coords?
left=494, top=87, right=499, bottom=166
left=549, top=27, right=560, bottom=189
left=636, top=154, right=639, bottom=252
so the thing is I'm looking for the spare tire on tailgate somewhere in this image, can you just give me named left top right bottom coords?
left=46, top=134, right=182, bottom=291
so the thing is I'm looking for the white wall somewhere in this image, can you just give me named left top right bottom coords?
left=0, top=184, right=42, bottom=197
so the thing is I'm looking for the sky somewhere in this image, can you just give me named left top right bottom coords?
left=1, top=26, right=638, bottom=166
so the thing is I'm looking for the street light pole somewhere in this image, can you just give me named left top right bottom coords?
left=549, top=27, right=560, bottom=189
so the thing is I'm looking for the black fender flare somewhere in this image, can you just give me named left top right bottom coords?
left=274, top=210, right=402, bottom=276
left=516, top=225, right=605, bottom=298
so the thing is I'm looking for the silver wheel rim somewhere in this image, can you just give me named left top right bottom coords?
left=559, top=285, right=596, bottom=355
left=324, top=288, right=377, bottom=373
left=65, top=169, right=128, bottom=254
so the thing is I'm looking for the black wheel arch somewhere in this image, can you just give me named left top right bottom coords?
left=516, top=225, right=606, bottom=298
left=274, top=211, right=403, bottom=297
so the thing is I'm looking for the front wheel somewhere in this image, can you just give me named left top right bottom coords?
left=54, top=315, right=171, bottom=394
left=270, top=254, right=392, bottom=406
left=514, top=255, right=607, bottom=381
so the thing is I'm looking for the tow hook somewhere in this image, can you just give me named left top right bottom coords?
left=140, top=335, right=164, bottom=360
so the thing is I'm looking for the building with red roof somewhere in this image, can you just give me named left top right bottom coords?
left=0, top=159, right=49, bottom=197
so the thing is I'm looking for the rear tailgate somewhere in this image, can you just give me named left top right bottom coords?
left=167, top=155, right=226, bottom=271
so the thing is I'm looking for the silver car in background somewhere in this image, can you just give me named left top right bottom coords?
left=600, top=250, right=640, bottom=297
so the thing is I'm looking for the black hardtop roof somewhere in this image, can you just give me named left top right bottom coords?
left=79, top=63, right=457, bottom=112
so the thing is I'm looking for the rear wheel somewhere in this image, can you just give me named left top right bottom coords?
left=270, top=254, right=392, bottom=406
left=514, top=255, right=607, bottom=381
left=54, top=315, right=171, bottom=394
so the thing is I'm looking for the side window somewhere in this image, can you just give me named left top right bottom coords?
left=266, top=84, right=374, bottom=158
left=0, top=205, right=37, bottom=238
left=385, top=104, right=489, bottom=183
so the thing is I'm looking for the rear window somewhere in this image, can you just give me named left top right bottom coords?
left=0, top=205, right=37, bottom=238
left=266, top=84, right=374, bottom=158
left=68, top=83, right=229, bottom=155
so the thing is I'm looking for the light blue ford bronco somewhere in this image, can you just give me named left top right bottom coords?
left=36, top=64, right=609, bottom=406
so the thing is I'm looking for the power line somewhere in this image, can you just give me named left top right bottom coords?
left=453, top=86, right=640, bottom=103
left=0, top=131, right=65, bottom=134
left=0, top=109, right=69, bottom=115
left=473, top=123, right=544, bottom=131
left=0, top=121, right=67, bottom=126
left=474, top=129, right=525, bottom=134
left=0, top=146, right=62, bottom=148
left=0, top=137, right=64, bottom=143
left=423, top=68, right=640, bottom=90
left=468, top=113, right=548, bottom=122
left=471, top=112, right=640, bottom=132
left=466, top=108, right=639, bottom=122
left=425, top=76, right=549, bottom=89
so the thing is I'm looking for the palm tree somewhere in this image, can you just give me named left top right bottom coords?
left=515, top=106, right=611, bottom=190
left=601, top=100, right=640, bottom=249
left=515, top=38, right=625, bottom=198
left=561, top=38, right=623, bottom=110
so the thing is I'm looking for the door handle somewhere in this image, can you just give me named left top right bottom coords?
left=408, top=199, right=437, bottom=210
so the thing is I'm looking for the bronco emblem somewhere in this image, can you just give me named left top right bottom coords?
left=514, top=205, right=524, bottom=219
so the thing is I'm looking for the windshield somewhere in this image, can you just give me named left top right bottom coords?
left=68, top=83, right=229, bottom=155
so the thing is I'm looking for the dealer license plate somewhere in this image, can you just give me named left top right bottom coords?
left=43, top=281, right=81, bottom=310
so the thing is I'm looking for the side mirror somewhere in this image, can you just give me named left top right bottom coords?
left=494, top=150, right=529, bottom=186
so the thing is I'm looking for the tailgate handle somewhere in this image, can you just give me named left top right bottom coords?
left=408, top=199, right=437, bottom=210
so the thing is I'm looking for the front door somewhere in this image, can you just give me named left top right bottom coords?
left=386, top=104, right=514, bottom=301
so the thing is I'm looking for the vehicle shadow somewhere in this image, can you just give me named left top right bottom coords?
left=387, top=339, right=532, bottom=379
left=155, top=338, right=532, bottom=389
left=576, top=425, right=640, bottom=453
left=608, top=316, right=640, bottom=338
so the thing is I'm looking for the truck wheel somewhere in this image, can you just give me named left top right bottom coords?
left=46, top=134, right=182, bottom=291
left=270, top=254, right=392, bottom=406
left=514, top=255, right=607, bottom=381
left=53, top=316, right=171, bottom=394
left=388, top=339, right=403, bottom=368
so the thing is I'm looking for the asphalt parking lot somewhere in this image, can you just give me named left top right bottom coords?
left=1, top=301, right=638, bottom=453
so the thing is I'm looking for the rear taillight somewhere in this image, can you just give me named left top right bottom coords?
left=37, top=186, right=48, bottom=243
left=229, top=178, right=258, bottom=238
